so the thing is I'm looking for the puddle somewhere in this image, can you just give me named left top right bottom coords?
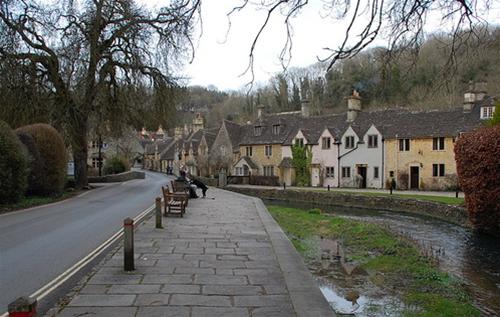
left=303, top=236, right=404, bottom=316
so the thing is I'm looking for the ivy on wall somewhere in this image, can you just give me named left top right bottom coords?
left=291, top=144, right=312, bottom=186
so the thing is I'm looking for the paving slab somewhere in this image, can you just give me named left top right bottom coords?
left=48, top=188, right=334, bottom=316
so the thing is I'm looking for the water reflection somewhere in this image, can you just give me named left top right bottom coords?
left=265, top=199, right=500, bottom=315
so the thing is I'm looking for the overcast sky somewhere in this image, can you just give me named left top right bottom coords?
left=143, top=1, right=500, bottom=92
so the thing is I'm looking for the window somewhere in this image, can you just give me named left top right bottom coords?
left=345, top=136, right=355, bottom=149
left=295, top=138, right=304, bottom=147
left=235, top=167, right=243, bottom=176
left=220, top=145, right=226, bottom=156
left=265, top=145, right=272, bottom=157
left=91, top=158, right=98, bottom=168
left=480, top=106, right=494, bottom=119
left=389, top=171, right=394, bottom=177
left=399, top=139, right=410, bottom=151
left=341, top=167, right=351, bottom=178
left=272, top=124, right=280, bottom=135
left=263, top=166, right=274, bottom=176
left=322, top=137, right=331, bottom=149
left=373, top=166, right=379, bottom=179
left=246, top=146, right=253, bottom=157
left=254, top=126, right=262, bottom=136
left=91, top=141, right=98, bottom=149
left=367, top=135, right=378, bottom=148
left=432, top=137, right=445, bottom=151
left=432, top=164, right=445, bottom=177
left=325, top=167, right=334, bottom=178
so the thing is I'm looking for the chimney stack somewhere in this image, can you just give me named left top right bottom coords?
left=463, top=81, right=487, bottom=112
left=257, top=105, right=265, bottom=119
left=346, top=90, right=362, bottom=122
left=301, top=99, right=310, bottom=117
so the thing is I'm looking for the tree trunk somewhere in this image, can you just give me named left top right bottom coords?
left=72, top=118, right=89, bottom=189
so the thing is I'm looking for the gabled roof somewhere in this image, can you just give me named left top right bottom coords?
left=234, top=156, right=259, bottom=169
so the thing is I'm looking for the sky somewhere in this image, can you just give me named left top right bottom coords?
left=142, top=1, right=500, bottom=92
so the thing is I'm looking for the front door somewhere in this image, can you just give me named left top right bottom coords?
left=410, top=166, right=419, bottom=189
left=357, top=166, right=367, bottom=188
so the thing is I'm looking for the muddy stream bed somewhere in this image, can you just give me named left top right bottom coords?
left=265, top=200, right=500, bottom=316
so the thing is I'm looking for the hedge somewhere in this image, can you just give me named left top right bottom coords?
left=454, top=125, right=500, bottom=234
left=0, top=120, right=28, bottom=203
left=16, top=124, right=67, bottom=196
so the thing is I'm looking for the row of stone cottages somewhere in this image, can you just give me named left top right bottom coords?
left=143, top=88, right=494, bottom=190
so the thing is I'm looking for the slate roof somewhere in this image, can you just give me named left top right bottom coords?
left=223, top=120, right=243, bottom=150
left=239, top=112, right=302, bottom=145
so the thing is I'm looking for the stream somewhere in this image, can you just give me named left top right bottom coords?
left=265, top=199, right=500, bottom=316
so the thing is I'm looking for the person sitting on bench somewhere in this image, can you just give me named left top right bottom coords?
left=188, top=175, right=208, bottom=198
left=177, top=171, right=198, bottom=198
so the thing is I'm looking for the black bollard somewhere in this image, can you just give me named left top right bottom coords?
left=155, top=197, right=162, bottom=229
left=123, top=218, right=135, bottom=271
left=283, top=182, right=286, bottom=190
left=327, top=185, right=330, bottom=191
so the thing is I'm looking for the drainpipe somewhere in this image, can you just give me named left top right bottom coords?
left=381, top=138, right=384, bottom=189
left=335, top=140, right=341, bottom=187
left=337, top=142, right=359, bottom=187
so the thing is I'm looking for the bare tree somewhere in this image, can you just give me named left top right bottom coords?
left=0, top=0, right=201, bottom=188
left=228, top=0, right=490, bottom=79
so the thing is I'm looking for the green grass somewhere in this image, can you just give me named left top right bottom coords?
left=267, top=204, right=479, bottom=317
left=308, top=189, right=465, bottom=205
left=0, top=191, right=77, bottom=213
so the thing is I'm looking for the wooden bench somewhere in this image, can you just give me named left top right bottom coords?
left=162, top=186, right=187, bottom=217
left=171, top=180, right=190, bottom=206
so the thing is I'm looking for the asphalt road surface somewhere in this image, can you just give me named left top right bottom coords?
left=0, top=170, right=171, bottom=312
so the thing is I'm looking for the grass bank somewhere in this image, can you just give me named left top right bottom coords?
left=0, top=191, right=79, bottom=214
left=267, top=204, right=479, bottom=317
left=308, top=189, right=464, bottom=205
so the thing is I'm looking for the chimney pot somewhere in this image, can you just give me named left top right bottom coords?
left=346, top=90, right=362, bottom=122
left=301, top=99, right=310, bottom=117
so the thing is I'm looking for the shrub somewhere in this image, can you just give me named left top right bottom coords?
left=0, top=120, right=28, bottom=203
left=16, top=131, right=45, bottom=195
left=103, top=156, right=129, bottom=175
left=308, top=208, right=322, bottom=215
left=455, top=126, right=500, bottom=234
left=16, top=124, right=67, bottom=196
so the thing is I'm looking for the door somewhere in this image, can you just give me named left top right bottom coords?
left=357, top=166, right=367, bottom=188
left=311, top=167, right=320, bottom=187
left=410, top=166, right=419, bottom=189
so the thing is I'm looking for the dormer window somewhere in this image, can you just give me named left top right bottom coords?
left=295, top=138, right=304, bottom=147
left=272, top=124, right=280, bottom=135
left=254, top=126, right=262, bottom=136
left=345, top=136, right=355, bottom=149
left=480, top=106, right=494, bottom=119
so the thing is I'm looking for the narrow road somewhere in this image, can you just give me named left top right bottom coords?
left=0, top=170, right=171, bottom=311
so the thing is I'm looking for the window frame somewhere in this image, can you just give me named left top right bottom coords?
left=345, top=136, right=355, bottom=149
left=295, top=138, right=304, bottom=147
left=398, top=138, right=410, bottom=151
left=265, top=145, right=273, bottom=157
left=254, top=126, right=262, bottom=136
left=432, top=137, right=445, bottom=151
left=341, top=166, right=351, bottom=178
left=432, top=163, right=445, bottom=177
left=325, top=166, right=334, bottom=178
left=272, top=124, right=280, bottom=135
left=245, top=146, right=253, bottom=157
left=322, top=137, right=331, bottom=150
left=367, top=135, right=378, bottom=148
left=373, top=166, right=379, bottom=179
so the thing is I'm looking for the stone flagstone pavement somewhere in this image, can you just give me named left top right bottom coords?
left=49, top=188, right=334, bottom=317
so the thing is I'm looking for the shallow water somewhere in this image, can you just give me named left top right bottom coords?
left=265, top=199, right=500, bottom=315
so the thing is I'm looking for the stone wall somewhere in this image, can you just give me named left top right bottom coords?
left=88, top=170, right=145, bottom=183
left=226, top=186, right=470, bottom=227
left=196, top=176, right=219, bottom=187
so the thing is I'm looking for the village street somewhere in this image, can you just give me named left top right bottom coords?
left=0, top=171, right=172, bottom=314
